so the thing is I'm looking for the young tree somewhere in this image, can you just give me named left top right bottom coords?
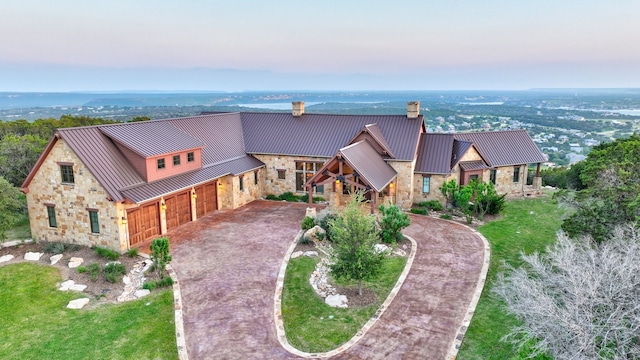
left=493, top=225, right=640, bottom=359
left=329, top=191, right=385, bottom=296
left=378, top=202, right=410, bottom=244
left=440, top=179, right=458, bottom=211
left=0, top=176, right=26, bottom=240
left=454, top=184, right=475, bottom=224
left=150, top=237, right=172, bottom=279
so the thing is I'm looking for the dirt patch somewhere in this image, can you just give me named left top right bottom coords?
left=293, top=241, right=317, bottom=253
left=0, top=241, right=155, bottom=304
left=335, top=286, right=377, bottom=307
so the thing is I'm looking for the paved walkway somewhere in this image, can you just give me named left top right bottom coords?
left=168, top=201, right=485, bottom=359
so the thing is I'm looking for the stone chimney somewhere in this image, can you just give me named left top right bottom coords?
left=292, top=101, right=305, bottom=117
left=407, top=101, right=420, bottom=119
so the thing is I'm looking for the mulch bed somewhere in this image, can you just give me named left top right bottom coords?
left=0, top=241, right=153, bottom=305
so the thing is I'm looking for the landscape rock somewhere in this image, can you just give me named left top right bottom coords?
left=134, top=289, right=151, bottom=298
left=393, top=248, right=407, bottom=257
left=325, top=294, right=348, bottom=308
left=0, top=254, right=14, bottom=264
left=117, top=259, right=150, bottom=302
left=290, top=251, right=303, bottom=259
left=303, top=251, right=319, bottom=257
left=24, top=252, right=43, bottom=261
left=305, top=207, right=317, bottom=218
left=68, top=257, right=84, bottom=268
left=50, top=254, right=63, bottom=265
left=67, top=298, right=90, bottom=309
left=59, top=280, right=87, bottom=292
left=309, top=257, right=337, bottom=298
left=374, top=244, right=391, bottom=254
left=1, top=239, right=33, bottom=248
left=304, top=225, right=326, bottom=242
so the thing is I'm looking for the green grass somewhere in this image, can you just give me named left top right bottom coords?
left=282, top=255, right=406, bottom=353
left=0, top=262, right=178, bottom=360
left=457, top=195, right=565, bottom=360
left=4, top=216, right=31, bottom=241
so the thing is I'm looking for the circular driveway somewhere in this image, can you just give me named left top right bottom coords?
left=168, top=200, right=485, bottom=359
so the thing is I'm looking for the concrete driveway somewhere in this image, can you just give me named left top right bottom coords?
left=168, top=200, right=485, bottom=359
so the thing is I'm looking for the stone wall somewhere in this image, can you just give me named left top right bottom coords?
left=413, top=173, right=450, bottom=205
left=388, top=160, right=416, bottom=209
left=493, top=165, right=528, bottom=196
left=25, top=138, right=123, bottom=251
left=252, top=154, right=330, bottom=198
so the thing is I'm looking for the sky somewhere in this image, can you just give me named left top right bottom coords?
left=1, top=0, right=639, bottom=92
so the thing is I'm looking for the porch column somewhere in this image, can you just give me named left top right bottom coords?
left=307, top=184, right=313, bottom=205
left=533, top=162, right=543, bottom=190
left=370, top=190, right=377, bottom=214
left=536, top=162, right=541, bottom=177
left=190, top=187, right=197, bottom=221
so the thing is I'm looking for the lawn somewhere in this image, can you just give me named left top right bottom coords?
left=282, top=255, right=406, bottom=353
left=0, top=262, right=177, bottom=360
left=3, top=215, right=31, bottom=241
left=457, top=194, right=564, bottom=360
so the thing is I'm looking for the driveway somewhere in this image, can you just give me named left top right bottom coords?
left=168, top=201, right=485, bottom=359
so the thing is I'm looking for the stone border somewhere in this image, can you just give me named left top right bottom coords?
left=444, top=221, right=491, bottom=360
left=1, top=239, right=34, bottom=248
left=138, top=253, right=188, bottom=360
left=273, top=231, right=418, bottom=358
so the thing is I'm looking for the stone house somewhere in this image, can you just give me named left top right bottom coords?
left=21, top=101, right=545, bottom=252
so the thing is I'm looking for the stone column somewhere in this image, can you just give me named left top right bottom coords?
left=190, top=188, right=197, bottom=221
left=159, top=197, right=167, bottom=235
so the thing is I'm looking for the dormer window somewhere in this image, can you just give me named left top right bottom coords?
left=157, top=158, right=166, bottom=169
left=187, top=152, right=194, bottom=162
left=173, top=155, right=181, bottom=166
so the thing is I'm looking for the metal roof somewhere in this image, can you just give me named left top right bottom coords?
left=339, top=140, right=397, bottom=192
left=454, top=130, right=546, bottom=166
left=240, top=113, right=423, bottom=161
left=99, top=121, right=204, bottom=157
left=459, top=160, right=489, bottom=171
left=415, top=133, right=454, bottom=174
left=451, top=140, right=473, bottom=167
left=58, top=127, right=145, bottom=202
left=120, top=155, right=264, bottom=203
left=347, top=123, right=395, bottom=158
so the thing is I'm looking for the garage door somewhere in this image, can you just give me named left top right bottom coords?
left=127, top=202, right=160, bottom=246
left=195, top=181, right=218, bottom=217
left=165, top=191, right=192, bottom=230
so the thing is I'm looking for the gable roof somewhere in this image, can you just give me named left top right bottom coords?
left=347, top=123, right=395, bottom=158
left=415, top=133, right=454, bottom=174
left=99, top=121, right=204, bottom=157
left=240, top=112, right=423, bottom=161
left=453, top=130, right=546, bottom=166
left=339, top=140, right=397, bottom=192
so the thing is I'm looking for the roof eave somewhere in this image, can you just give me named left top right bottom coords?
left=20, top=133, right=60, bottom=193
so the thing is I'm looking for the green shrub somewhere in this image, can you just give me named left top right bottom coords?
left=142, top=276, right=174, bottom=291
left=301, top=216, right=315, bottom=231
left=76, top=266, right=86, bottom=273
left=265, top=194, right=279, bottom=201
left=419, top=200, right=444, bottom=212
left=104, top=263, right=127, bottom=284
left=298, top=194, right=325, bottom=203
left=440, top=214, right=452, bottom=220
left=94, top=246, right=120, bottom=261
left=43, top=241, right=66, bottom=254
left=87, top=262, right=101, bottom=282
left=142, top=281, right=156, bottom=291
left=150, top=237, right=172, bottom=279
left=378, top=203, right=411, bottom=244
left=476, top=193, right=507, bottom=215
left=126, top=248, right=139, bottom=258
left=278, top=192, right=299, bottom=202
left=318, top=213, right=339, bottom=242
left=410, top=208, right=428, bottom=215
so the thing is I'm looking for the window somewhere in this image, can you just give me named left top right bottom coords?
left=422, top=176, right=431, bottom=194
left=254, top=171, right=259, bottom=185
left=187, top=152, right=195, bottom=162
left=46, top=205, right=57, bottom=228
left=490, top=169, right=497, bottom=184
left=277, top=169, right=286, bottom=180
left=239, top=176, right=244, bottom=191
left=173, top=155, right=181, bottom=166
left=60, top=165, right=74, bottom=184
left=295, top=161, right=324, bottom=193
left=88, top=210, right=99, bottom=234
left=469, top=174, right=479, bottom=182
left=513, top=166, right=521, bottom=183
left=157, top=158, right=166, bottom=169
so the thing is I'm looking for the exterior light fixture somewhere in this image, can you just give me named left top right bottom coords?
left=161, top=201, right=166, bottom=211
left=335, top=179, right=340, bottom=184
left=192, top=190, right=197, bottom=199
left=218, top=182, right=223, bottom=189
left=121, top=216, right=127, bottom=225
left=390, top=183, right=394, bottom=188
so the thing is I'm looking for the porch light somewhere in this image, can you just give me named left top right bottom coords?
left=218, top=182, right=223, bottom=189
left=390, top=183, right=394, bottom=188
left=335, top=179, right=340, bottom=184
left=192, top=191, right=197, bottom=199
left=121, top=216, right=127, bottom=225
left=161, top=201, right=166, bottom=211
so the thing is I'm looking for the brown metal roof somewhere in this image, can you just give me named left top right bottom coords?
left=415, top=133, right=454, bottom=174
left=58, top=127, right=145, bottom=202
left=459, top=160, right=489, bottom=171
left=339, top=140, right=397, bottom=192
left=99, top=121, right=205, bottom=157
left=240, top=113, right=423, bottom=161
left=121, top=156, right=264, bottom=203
left=451, top=140, right=473, bottom=167
left=347, top=123, right=395, bottom=158
left=168, top=113, right=246, bottom=165
left=454, top=130, right=546, bottom=166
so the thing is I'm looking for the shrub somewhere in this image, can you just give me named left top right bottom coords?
left=476, top=192, right=507, bottom=215
left=301, top=216, right=315, bottom=231
left=94, top=246, right=120, bottom=261
left=318, top=213, right=340, bottom=242
left=104, top=263, right=127, bottom=284
left=76, top=266, right=86, bottom=273
left=150, top=237, right=172, bottom=279
left=419, top=200, right=444, bottom=212
left=278, top=192, right=299, bottom=202
left=265, top=194, right=279, bottom=201
left=298, top=194, right=324, bottom=203
left=378, top=203, right=411, bottom=243
left=87, top=262, right=101, bottom=282
left=43, top=241, right=66, bottom=254
left=439, top=214, right=452, bottom=220
left=126, top=248, right=139, bottom=258
left=143, top=276, right=174, bottom=291
left=410, top=208, right=428, bottom=215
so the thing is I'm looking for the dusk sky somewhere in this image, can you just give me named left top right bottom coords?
left=2, top=0, right=639, bottom=91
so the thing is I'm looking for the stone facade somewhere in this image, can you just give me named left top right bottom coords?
left=388, top=160, right=415, bottom=209
left=25, top=139, right=124, bottom=252
left=216, top=170, right=263, bottom=210
left=252, top=154, right=330, bottom=198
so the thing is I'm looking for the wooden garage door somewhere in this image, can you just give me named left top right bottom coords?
left=165, top=191, right=192, bottom=230
left=127, top=202, right=160, bottom=246
left=195, top=182, right=218, bottom=217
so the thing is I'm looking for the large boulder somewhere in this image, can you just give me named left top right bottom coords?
left=325, top=294, right=348, bottom=308
left=304, top=225, right=326, bottom=242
